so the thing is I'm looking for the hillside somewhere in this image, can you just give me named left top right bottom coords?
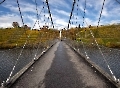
left=62, top=25, right=120, bottom=48
left=1, top=25, right=120, bottom=49
left=0, top=28, right=59, bottom=49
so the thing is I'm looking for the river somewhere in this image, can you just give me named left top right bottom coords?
left=0, top=48, right=44, bottom=84
left=77, top=45, right=120, bottom=79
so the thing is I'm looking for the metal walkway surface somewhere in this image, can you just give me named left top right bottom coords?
left=10, top=42, right=117, bottom=88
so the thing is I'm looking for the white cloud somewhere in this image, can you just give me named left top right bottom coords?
left=109, top=20, right=120, bottom=24
left=55, top=19, right=68, bottom=26
left=54, top=9, right=70, bottom=16
left=84, top=18, right=98, bottom=26
left=0, top=14, right=22, bottom=28
left=2, top=0, right=43, bottom=14
left=1, top=0, right=120, bottom=29
left=50, top=14, right=68, bottom=29
left=101, top=7, right=108, bottom=17
left=48, top=0, right=70, bottom=9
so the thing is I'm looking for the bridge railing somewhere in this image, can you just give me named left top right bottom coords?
left=64, top=38, right=120, bottom=85
left=0, top=0, right=58, bottom=87
left=0, top=39, right=57, bottom=87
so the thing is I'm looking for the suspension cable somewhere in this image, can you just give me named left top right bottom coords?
left=115, top=0, right=120, bottom=4
left=16, top=0, right=28, bottom=37
left=81, top=0, right=86, bottom=27
left=33, top=0, right=43, bottom=60
left=67, top=0, right=76, bottom=29
left=78, top=0, right=116, bottom=80
left=96, top=0, right=116, bottom=80
left=0, top=0, right=5, bottom=4
left=6, top=0, right=36, bottom=83
left=33, top=0, right=52, bottom=60
left=73, top=0, right=89, bottom=59
left=97, top=0, right=106, bottom=27
left=45, top=0, right=54, bottom=28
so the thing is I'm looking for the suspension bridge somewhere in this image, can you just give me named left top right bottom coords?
left=0, top=0, right=120, bottom=88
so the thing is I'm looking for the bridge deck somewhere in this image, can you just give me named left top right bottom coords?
left=10, top=42, right=117, bottom=88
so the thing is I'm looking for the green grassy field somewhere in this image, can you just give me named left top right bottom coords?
left=1, top=25, right=120, bottom=48
left=0, top=28, right=59, bottom=49
left=62, top=25, right=120, bottom=48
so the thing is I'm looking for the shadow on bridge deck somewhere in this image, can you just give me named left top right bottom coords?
left=9, top=41, right=117, bottom=88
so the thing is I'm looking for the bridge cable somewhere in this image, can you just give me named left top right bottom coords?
left=45, top=0, right=54, bottom=28
left=33, top=0, right=53, bottom=60
left=4, top=0, right=42, bottom=84
left=16, top=0, right=28, bottom=37
left=115, top=0, right=120, bottom=4
left=67, top=0, right=76, bottom=29
left=76, top=0, right=89, bottom=59
left=97, top=0, right=106, bottom=28
left=33, top=0, right=45, bottom=60
left=79, top=0, right=116, bottom=80
left=96, top=0, right=117, bottom=80
left=75, top=0, right=116, bottom=80
left=0, top=0, right=5, bottom=4
left=32, top=2, right=45, bottom=30
left=82, top=0, right=86, bottom=27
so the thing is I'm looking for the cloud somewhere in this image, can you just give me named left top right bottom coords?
left=48, top=0, right=70, bottom=9
left=54, top=9, right=70, bottom=17
left=84, top=18, right=98, bottom=26
left=0, top=14, right=22, bottom=28
left=0, top=0, right=120, bottom=29
left=2, top=0, right=43, bottom=14
left=50, top=14, right=68, bottom=29
left=110, top=20, right=120, bottom=24
left=0, top=13, right=40, bottom=29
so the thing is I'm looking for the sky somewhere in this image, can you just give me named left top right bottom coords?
left=0, top=0, right=120, bottom=29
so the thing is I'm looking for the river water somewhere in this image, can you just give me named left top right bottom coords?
left=76, top=45, right=120, bottom=80
left=0, top=39, right=57, bottom=84
left=0, top=48, right=44, bottom=84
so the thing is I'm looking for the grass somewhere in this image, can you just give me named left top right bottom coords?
left=0, top=28, right=59, bottom=49
left=1, top=24, right=120, bottom=48
left=62, top=25, right=120, bottom=48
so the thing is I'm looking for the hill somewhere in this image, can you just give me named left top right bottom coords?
left=61, top=25, right=120, bottom=48
left=0, top=28, right=59, bottom=49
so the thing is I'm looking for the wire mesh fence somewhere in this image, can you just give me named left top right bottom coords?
left=64, top=38, right=120, bottom=82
